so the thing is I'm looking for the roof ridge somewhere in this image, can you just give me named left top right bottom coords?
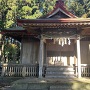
left=55, top=0, right=64, bottom=7
left=41, top=0, right=77, bottom=18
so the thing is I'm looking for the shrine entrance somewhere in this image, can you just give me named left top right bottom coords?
left=45, top=38, right=77, bottom=67
left=47, top=56, right=76, bottom=66
left=44, top=38, right=76, bottom=78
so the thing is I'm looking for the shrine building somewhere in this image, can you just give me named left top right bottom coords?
left=1, top=0, right=90, bottom=78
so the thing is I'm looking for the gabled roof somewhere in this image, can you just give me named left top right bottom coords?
left=43, top=0, right=77, bottom=18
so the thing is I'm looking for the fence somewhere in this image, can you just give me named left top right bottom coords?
left=75, top=64, right=90, bottom=77
left=1, top=64, right=90, bottom=77
left=1, top=64, right=38, bottom=77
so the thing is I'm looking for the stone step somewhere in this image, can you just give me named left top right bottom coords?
left=45, top=66, right=75, bottom=78
left=47, top=66, right=73, bottom=68
left=4, top=89, right=48, bottom=90
left=27, top=89, right=48, bottom=90
left=15, top=88, right=48, bottom=90
left=45, top=75, right=75, bottom=78
left=3, top=86, right=48, bottom=90
left=46, top=69, right=74, bottom=72
left=46, top=73, right=75, bottom=76
left=46, top=71, right=74, bottom=75
left=46, top=67, right=74, bottom=71
left=50, top=85, right=72, bottom=90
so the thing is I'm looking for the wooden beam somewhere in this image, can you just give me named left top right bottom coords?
left=81, top=28, right=90, bottom=36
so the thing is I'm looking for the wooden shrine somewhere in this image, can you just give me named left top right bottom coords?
left=1, top=0, right=90, bottom=78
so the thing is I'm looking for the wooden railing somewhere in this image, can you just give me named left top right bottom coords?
left=74, top=64, right=90, bottom=77
left=1, top=64, right=39, bottom=77
left=1, top=64, right=90, bottom=77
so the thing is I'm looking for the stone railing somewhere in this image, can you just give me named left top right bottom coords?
left=74, top=64, right=90, bottom=77
left=1, top=64, right=39, bottom=77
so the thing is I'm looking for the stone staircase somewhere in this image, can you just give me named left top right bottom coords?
left=45, top=66, right=75, bottom=78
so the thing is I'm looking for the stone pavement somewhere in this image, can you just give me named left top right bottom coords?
left=2, top=78, right=90, bottom=90
left=1, top=77, right=90, bottom=90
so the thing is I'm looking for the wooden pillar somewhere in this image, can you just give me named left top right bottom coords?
left=20, top=39, right=23, bottom=64
left=76, top=36, right=81, bottom=78
left=39, top=35, right=44, bottom=78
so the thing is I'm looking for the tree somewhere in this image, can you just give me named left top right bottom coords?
left=0, top=0, right=20, bottom=64
left=3, top=38, right=20, bottom=63
left=65, top=0, right=90, bottom=17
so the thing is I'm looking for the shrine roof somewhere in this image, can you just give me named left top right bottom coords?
left=17, top=18, right=90, bottom=24
left=2, top=18, right=90, bottom=41
left=41, top=0, right=77, bottom=18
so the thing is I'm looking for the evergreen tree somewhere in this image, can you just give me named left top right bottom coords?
left=65, top=0, right=90, bottom=17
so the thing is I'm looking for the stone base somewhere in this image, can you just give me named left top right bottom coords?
left=3, top=78, right=90, bottom=90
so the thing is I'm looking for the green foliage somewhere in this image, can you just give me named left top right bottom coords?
left=65, top=0, right=90, bottom=17
left=4, top=44, right=17, bottom=57
left=0, top=0, right=57, bottom=28
left=3, top=37, right=20, bottom=63
left=4, top=43, right=17, bottom=63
